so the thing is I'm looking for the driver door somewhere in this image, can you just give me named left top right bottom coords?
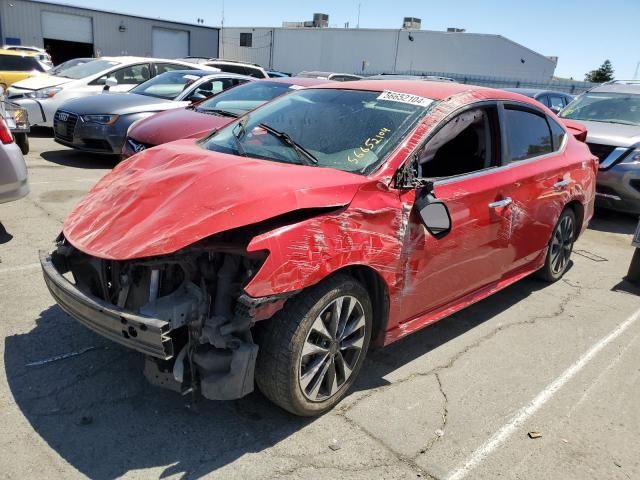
left=399, top=104, right=517, bottom=323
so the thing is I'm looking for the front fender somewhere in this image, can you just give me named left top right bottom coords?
left=244, top=183, right=411, bottom=298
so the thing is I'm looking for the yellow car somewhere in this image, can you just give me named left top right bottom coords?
left=0, top=49, right=47, bottom=91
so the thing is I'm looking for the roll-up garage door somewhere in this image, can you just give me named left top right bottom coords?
left=152, top=28, right=189, bottom=58
left=41, top=11, right=93, bottom=43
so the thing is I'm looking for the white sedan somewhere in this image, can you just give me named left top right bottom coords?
left=7, top=57, right=217, bottom=127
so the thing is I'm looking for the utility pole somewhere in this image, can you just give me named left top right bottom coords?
left=634, top=61, right=640, bottom=80
left=357, top=3, right=361, bottom=28
left=220, top=0, right=225, bottom=58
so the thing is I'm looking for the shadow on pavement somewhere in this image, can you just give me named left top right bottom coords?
left=41, top=150, right=119, bottom=169
left=5, top=276, right=548, bottom=479
left=588, top=209, right=638, bottom=235
left=28, top=126, right=54, bottom=138
left=0, top=222, right=13, bottom=244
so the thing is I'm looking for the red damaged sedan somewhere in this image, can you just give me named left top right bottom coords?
left=41, top=80, right=596, bottom=416
left=122, top=77, right=328, bottom=159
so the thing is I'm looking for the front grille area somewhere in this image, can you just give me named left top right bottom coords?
left=82, top=139, right=112, bottom=152
left=126, top=137, right=154, bottom=154
left=587, top=143, right=616, bottom=163
left=53, top=110, right=79, bottom=143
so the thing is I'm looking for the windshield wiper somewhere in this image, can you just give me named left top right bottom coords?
left=257, top=123, right=318, bottom=166
left=196, top=108, right=239, bottom=118
left=230, top=115, right=250, bottom=156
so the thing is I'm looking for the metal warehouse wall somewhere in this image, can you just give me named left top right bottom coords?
left=221, top=27, right=556, bottom=81
left=0, top=0, right=219, bottom=58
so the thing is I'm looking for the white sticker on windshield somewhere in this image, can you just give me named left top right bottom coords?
left=376, top=90, right=433, bottom=107
left=289, top=84, right=304, bottom=90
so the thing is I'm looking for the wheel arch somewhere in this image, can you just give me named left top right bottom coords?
left=564, top=199, right=585, bottom=237
left=329, top=264, right=390, bottom=347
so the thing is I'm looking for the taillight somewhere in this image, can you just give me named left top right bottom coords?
left=0, top=117, right=14, bottom=144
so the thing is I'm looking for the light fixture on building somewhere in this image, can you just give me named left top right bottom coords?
left=119, top=22, right=127, bottom=33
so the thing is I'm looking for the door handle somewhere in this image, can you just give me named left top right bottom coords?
left=554, top=179, right=570, bottom=190
left=488, top=197, right=513, bottom=209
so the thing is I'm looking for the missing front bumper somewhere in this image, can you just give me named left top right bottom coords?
left=40, top=250, right=174, bottom=359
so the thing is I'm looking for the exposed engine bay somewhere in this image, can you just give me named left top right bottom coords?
left=44, top=228, right=291, bottom=401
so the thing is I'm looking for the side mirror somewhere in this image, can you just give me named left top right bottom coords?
left=103, top=77, right=118, bottom=92
left=189, top=92, right=207, bottom=103
left=550, top=106, right=562, bottom=114
left=415, top=193, right=452, bottom=238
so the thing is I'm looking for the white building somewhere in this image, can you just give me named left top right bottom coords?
left=0, top=0, right=219, bottom=64
left=220, top=27, right=557, bottom=81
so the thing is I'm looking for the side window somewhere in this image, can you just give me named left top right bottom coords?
left=419, top=106, right=498, bottom=178
left=548, top=117, right=567, bottom=151
left=504, top=107, right=553, bottom=162
left=549, top=96, right=565, bottom=111
left=211, top=63, right=247, bottom=75
left=187, top=78, right=249, bottom=101
left=536, top=94, right=551, bottom=108
left=156, top=63, right=193, bottom=75
left=94, top=64, right=151, bottom=86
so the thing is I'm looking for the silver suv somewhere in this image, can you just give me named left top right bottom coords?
left=560, top=80, right=640, bottom=214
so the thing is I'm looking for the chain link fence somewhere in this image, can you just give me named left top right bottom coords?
left=367, top=70, right=598, bottom=94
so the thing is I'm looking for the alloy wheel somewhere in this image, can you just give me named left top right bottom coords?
left=298, top=295, right=367, bottom=402
left=550, top=214, right=574, bottom=275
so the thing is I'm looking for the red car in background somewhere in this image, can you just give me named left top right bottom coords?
left=122, top=77, right=329, bottom=158
left=41, top=80, right=596, bottom=416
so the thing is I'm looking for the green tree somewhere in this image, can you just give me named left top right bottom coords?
left=585, top=60, right=614, bottom=83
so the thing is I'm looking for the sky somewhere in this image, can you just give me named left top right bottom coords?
left=51, top=0, right=639, bottom=80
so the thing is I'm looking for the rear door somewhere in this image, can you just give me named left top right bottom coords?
left=496, top=103, right=572, bottom=274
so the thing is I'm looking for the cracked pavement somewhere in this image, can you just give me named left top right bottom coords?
left=1, top=135, right=639, bottom=479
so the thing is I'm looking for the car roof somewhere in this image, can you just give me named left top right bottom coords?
left=263, top=76, right=333, bottom=87
left=312, top=79, right=552, bottom=105
left=0, top=48, right=38, bottom=57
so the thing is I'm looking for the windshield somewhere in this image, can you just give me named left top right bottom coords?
left=204, top=89, right=430, bottom=174
left=197, top=81, right=293, bottom=115
left=131, top=71, right=203, bottom=100
left=560, top=92, right=640, bottom=126
left=49, top=58, right=91, bottom=76
left=56, top=59, right=120, bottom=79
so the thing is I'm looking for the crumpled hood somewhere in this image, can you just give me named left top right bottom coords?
left=10, top=74, right=71, bottom=90
left=63, top=140, right=370, bottom=260
left=129, top=107, right=232, bottom=145
left=579, top=120, right=640, bottom=148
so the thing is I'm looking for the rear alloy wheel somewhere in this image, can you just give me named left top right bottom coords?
left=538, top=208, right=576, bottom=282
left=256, top=275, right=372, bottom=416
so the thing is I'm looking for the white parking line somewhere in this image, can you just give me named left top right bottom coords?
left=0, top=263, right=40, bottom=274
left=446, top=307, right=640, bottom=480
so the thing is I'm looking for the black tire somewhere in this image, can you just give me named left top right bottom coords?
left=537, top=208, right=576, bottom=282
left=255, top=274, right=372, bottom=416
left=15, top=133, right=29, bottom=155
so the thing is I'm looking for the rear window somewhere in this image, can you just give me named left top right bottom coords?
left=504, top=107, right=553, bottom=161
left=0, top=54, right=44, bottom=72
